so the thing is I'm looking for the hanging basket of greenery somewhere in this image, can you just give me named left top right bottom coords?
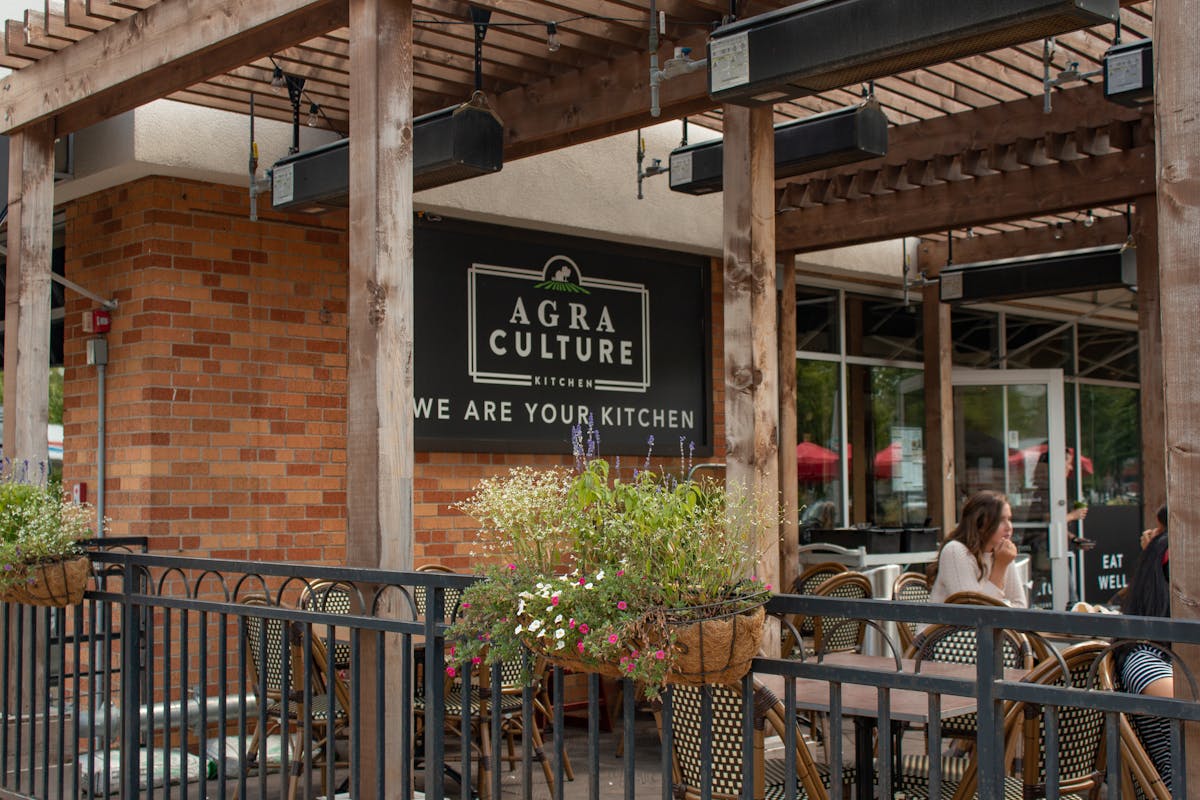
left=446, top=426, right=775, bottom=696
left=0, top=461, right=98, bottom=609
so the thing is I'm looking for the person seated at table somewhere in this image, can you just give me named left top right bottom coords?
left=1117, top=504, right=1173, bottom=791
left=1139, top=503, right=1168, bottom=551
left=926, top=490, right=1027, bottom=607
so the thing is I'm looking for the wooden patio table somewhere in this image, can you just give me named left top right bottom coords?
left=758, top=653, right=1028, bottom=800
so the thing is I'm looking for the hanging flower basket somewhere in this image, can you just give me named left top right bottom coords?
left=0, top=556, right=92, bottom=608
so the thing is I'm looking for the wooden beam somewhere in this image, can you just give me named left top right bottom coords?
left=1154, top=2, right=1200, bottom=756
left=778, top=251, right=799, bottom=598
left=0, top=0, right=350, bottom=136
left=1134, top=195, right=1165, bottom=527
left=723, top=103, right=779, bottom=654
left=918, top=214, right=1130, bottom=265
left=777, top=146, right=1155, bottom=253
left=2, top=120, right=54, bottom=469
left=346, top=1, right=413, bottom=797
left=494, top=28, right=713, bottom=160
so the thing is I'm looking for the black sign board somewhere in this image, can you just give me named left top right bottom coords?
left=414, top=217, right=713, bottom=454
left=1080, top=504, right=1142, bottom=605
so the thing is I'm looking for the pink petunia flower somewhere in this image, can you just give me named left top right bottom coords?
left=617, top=601, right=628, bottom=610
left=579, top=624, right=589, bottom=634
left=608, top=633, right=619, bottom=644
left=446, top=666, right=457, bottom=677
left=579, top=577, right=587, bottom=585
left=449, top=645, right=456, bottom=657
left=569, top=618, right=576, bottom=628
left=654, top=650, right=666, bottom=660
left=626, top=663, right=635, bottom=672
left=616, top=570, right=624, bottom=576
left=508, top=563, right=516, bottom=571
left=471, top=656, right=482, bottom=665
left=577, top=641, right=585, bottom=652
left=461, top=602, right=471, bottom=609
left=551, top=595, right=560, bottom=606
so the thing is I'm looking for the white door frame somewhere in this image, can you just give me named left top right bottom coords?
left=952, top=368, right=1068, bottom=609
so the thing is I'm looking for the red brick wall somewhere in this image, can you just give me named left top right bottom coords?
left=62, top=176, right=726, bottom=569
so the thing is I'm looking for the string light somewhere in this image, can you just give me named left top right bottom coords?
left=270, top=66, right=285, bottom=93
left=307, top=103, right=320, bottom=127
left=546, top=21, right=560, bottom=52
left=1083, top=209, right=1095, bottom=228
left=1053, top=222, right=1065, bottom=240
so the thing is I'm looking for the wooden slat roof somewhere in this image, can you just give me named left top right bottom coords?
left=0, top=0, right=1155, bottom=261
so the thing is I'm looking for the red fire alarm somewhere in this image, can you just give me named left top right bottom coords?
left=82, top=309, right=112, bottom=334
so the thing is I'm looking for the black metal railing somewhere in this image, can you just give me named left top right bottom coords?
left=2, top=552, right=1198, bottom=799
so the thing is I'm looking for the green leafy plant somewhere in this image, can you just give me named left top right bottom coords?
left=0, top=459, right=96, bottom=594
left=447, top=427, right=772, bottom=694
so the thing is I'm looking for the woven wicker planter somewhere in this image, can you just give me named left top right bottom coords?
left=664, top=603, right=766, bottom=686
left=536, top=601, right=766, bottom=686
left=0, top=555, right=91, bottom=608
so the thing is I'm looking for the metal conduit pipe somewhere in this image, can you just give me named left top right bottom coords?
left=76, top=694, right=258, bottom=740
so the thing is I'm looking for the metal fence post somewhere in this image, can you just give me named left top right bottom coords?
left=119, top=556, right=140, bottom=798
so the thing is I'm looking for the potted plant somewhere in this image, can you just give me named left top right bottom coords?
left=447, top=430, right=772, bottom=695
left=0, top=460, right=97, bottom=607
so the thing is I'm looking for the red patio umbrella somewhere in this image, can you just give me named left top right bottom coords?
left=796, top=441, right=842, bottom=482
left=1008, top=444, right=1094, bottom=478
left=873, top=442, right=902, bottom=479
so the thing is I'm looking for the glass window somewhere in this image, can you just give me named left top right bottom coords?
left=854, top=365, right=927, bottom=526
left=1077, top=384, right=1141, bottom=506
left=795, top=289, right=839, bottom=355
left=796, top=359, right=844, bottom=530
left=951, top=307, right=1000, bottom=367
left=1077, top=325, right=1138, bottom=382
left=845, top=295, right=923, bottom=360
left=1005, top=314, right=1073, bottom=372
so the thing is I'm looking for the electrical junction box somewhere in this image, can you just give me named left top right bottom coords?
left=86, top=338, right=108, bottom=366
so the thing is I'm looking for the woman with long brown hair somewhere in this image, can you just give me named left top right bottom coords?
left=927, top=490, right=1027, bottom=607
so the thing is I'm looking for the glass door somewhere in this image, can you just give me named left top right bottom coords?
left=952, top=369, right=1068, bottom=609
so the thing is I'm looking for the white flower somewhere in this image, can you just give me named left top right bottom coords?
left=556, top=640, right=566, bottom=650
left=517, top=599, right=526, bottom=614
left=596, top=569, right=605, bottom=581
left=555, top=628, right=565, bottom=639
left=515, top=624, right=525, bottom=635
left=554, top=614, right=563, bottom=623
left=528, top=619, right=543, bottom=632
left=585, top=583, right=594, bottom=590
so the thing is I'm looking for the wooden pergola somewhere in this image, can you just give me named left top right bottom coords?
left=1, top=0, right=1197, bottom=786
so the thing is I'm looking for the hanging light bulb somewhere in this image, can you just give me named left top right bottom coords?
left=546, top=21, right=561, bottom=53
left=1083, top=209, right=1095, bottom=228
left=965, top=227, right=975, bottom=239
left=270, top=66, right=286, bottom=93
left=1053, top=222, right=1065, bottom=240
left=307, top=103, right=320, bottom=127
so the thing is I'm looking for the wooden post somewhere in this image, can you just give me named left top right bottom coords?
left=722, top=103, right=779, bottom=653
left=1134, top=195, right=1166, bottom=526
left=2, top=120, right=55, bottom=468
left=1154, top=0, right=1200, bottom=783
left=2, top=120, right=54, bottom=720
left=778, top=251, right=799, bottom=594
left=347, top=0, right=413, bottom=795
left=920, top=245, right=956, bottom=539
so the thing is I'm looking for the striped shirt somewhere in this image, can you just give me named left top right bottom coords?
left=1120, top=644, right=1173, bottom=791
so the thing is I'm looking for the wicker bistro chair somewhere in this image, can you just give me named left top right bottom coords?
left=943, top=591, right=1056, bottom=664
left=656, top=681, right=853, bottom=800
left=891, top=571, right=931, bottom=654
left=903, top=622, right=1034, bottom=744
left=898, top=640, right=1112, bottom=800
left=783, top=571, right=873, bottom=658
left=298, top=580, right=359, bottom=670
left=240, top=598, right=351, bottom=800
